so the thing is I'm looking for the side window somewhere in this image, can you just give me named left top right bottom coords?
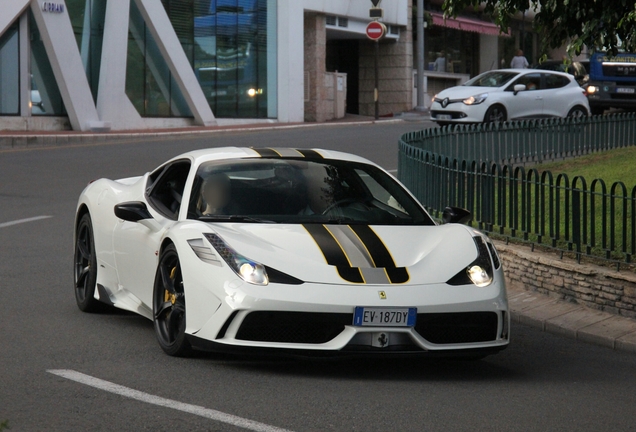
left=146, top=160, right=191, bottom=220
left=544, top=73, right=570, bottom=89
left=506, top=73, right=542, bottom=91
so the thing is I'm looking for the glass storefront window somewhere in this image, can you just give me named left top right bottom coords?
left=67, top=0, right=107, bottom=103
left=424, top=26, right=479, bottom=76
left=0, top=23, right=19, bottom=115
left=126, top=0, right=193, bottom=118
left=30, top=11, right=66, bottom=116
left=168, top=0, right=272, bottom=118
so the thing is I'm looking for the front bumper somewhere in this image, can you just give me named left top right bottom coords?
left=430, top=101, right=489, bottom=123
left=188, top=278, right=510, bottom=356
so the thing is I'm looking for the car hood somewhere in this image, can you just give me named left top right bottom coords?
left=205, top=223, right=481, bottom=286
left=436, top=86, right=495, bottom=100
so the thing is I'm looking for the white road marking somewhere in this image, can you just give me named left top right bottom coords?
left=0, top=215, right=52, bottom=229
left=386, top=169, right=398, bottom=173
left=47, top=369, right=294, bottom=432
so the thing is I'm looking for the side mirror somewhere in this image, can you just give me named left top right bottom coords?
left=513, top=84, right=526, bottom=95
left=114, top=201, right=152, bottom=222
left=442, top=206, right=472, bottom=224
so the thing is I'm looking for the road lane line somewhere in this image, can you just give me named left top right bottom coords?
left=47, top=369, right=294, bottom=432
left=386, top=169, right=398, bottom=173
left=0, top=215, right=52, bottom=229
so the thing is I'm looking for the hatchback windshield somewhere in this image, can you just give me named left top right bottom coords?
left=187, top=158, right=434, bottom=225
left=464, top=71, right=518, bottom=88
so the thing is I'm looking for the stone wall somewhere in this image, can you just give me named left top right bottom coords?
left=359, top=4, right=413, bottom=116
left=495, top=240, right=636, bottom=319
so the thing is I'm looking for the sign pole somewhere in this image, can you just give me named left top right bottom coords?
left=368, top=0, right=384, bottom=120
left=375, top=40, right=380, bottom=120
left=415, top=0, right=426, bottom=111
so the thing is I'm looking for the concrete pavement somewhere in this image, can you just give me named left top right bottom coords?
left=507, top=283, right=636, bottom=354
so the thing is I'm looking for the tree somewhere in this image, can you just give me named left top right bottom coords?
left=442, top=0, right=636, bottom=56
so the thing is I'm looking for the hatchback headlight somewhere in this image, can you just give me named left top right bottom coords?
left=463, top=93, right=488, bottom=105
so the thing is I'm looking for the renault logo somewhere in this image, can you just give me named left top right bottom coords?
left=378, top=291, right=387, bottom=299
left=441, top=97, right=450, bottom=108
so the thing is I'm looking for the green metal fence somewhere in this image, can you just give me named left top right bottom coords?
left=398, top=114, right=636, bottom=266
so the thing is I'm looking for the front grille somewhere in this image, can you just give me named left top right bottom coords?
left=414, top=312, right=499, bottom=344
left=236, top=311, right=352, bottom=344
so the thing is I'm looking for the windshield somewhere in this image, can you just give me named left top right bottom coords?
left=187, top=158, right=434, bottom=225
left=464, top=71, right=518, bottom=88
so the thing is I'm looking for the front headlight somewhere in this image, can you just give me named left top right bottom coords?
left=586, top=85, right=599, bottom=95
left=446, top=236, right=494, bottom=287
left=204, top=233, right=269, bottom=285
left=463, top=93, right=488, bottom=105
left=467, top=265, right=492, bottom=287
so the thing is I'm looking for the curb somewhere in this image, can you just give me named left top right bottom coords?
left=0, top=118, right=407, bottom=151
left=507, top=286, right=636, bottom=354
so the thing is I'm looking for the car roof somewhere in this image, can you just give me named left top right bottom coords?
left=165, top=147, right=378, bottom=168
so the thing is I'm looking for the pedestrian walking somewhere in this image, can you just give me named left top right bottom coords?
left=510, top=49, right=529, bottom=68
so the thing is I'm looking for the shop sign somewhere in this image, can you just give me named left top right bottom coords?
left=42, top=2, right=65, bottom=13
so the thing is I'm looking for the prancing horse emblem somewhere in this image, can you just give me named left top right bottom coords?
left=378, top=291, right=387, bottom=299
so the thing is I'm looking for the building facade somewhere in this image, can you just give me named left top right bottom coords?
left=0, top=0, right=413, bottom=131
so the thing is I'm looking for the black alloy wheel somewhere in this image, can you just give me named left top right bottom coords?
left=74, top=213, right=102, bottom=312
left=567, top=106, right=588, bottom=118
left=153, top=244, right=191, bottom=356
left=483, top=105, right=507, bottom=123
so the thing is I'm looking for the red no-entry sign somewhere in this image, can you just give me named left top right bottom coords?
left=366, top=21, right=386, bottom=41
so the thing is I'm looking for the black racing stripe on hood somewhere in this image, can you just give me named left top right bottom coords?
left=304, top=224, right=364, bottom=283
left=337, top=267, right=365, bottom=284
left=386, top=267, right=410, bottom=284
left=304, top=224, right=351, bottom=268
left=349, top=225, right=396, bottom=268
left=350, top=225, right=409, bottom=283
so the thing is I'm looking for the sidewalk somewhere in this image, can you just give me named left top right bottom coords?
left=507, top=283, right=636, bottom=354
left=0, top=114, right=415, bottom=151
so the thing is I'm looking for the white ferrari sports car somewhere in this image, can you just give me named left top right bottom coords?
left=74, top=147, right=509, bottom=357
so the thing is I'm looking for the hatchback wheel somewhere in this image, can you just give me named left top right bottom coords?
left=483, top=105, right=507, bottom=123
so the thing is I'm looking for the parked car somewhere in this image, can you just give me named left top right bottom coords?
left=535, top=60, right=588, bottom=85
left=430, top=69, right=590, bottom=125
left=74, top=147, right=509, bottom=358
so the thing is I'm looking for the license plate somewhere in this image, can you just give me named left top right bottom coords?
left=353, top=307, right=417, bottom=327
left=436, top=114, right=452, bottom=120
left=616, top=87, right=635, bottom=94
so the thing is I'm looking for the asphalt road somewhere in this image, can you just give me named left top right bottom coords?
left=1, top=120, right=636, bottom=432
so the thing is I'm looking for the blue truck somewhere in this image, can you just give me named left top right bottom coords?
left=586, top=52, right=636, bottom=115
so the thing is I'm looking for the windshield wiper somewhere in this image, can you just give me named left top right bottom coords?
left=199, top=215, right=277, bottom=224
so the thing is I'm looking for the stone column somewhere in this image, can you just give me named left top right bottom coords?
left=304, top=13, right=327, bottom=122
left=359, top=3, right=413, bottom=116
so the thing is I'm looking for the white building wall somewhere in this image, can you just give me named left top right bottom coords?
left=479, top=34, right=499, bottom=73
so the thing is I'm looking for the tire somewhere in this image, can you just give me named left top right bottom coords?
left=153, top=244, right=192, bottom=357
left=483, top=105, right=506, bottom=123
left=567, top=105, right=588, bottom=118
left=74, top=213, right=102, bottom=312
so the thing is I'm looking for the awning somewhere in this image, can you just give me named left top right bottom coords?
left=429, top=12, right=510, bottom=37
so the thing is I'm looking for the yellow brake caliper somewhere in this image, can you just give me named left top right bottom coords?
left=164, top=266, right=177, bottom=305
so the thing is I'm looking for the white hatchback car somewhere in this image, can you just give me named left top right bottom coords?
left=430, top=69, right=590, bottom=125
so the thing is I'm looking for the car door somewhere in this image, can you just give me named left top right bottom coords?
left=113, top=160, right=192, bottom=310
left=504, top=73, right=544, bottom=119
left=542, top=73, right=573, bottom=117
